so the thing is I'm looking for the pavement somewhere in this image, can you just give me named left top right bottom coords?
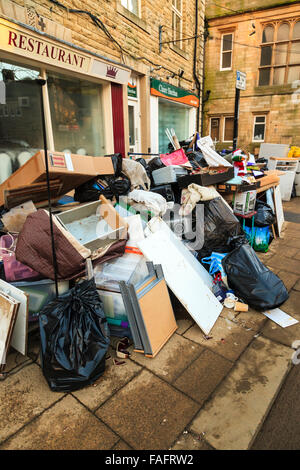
left=0, top=198, right=299, bottom=450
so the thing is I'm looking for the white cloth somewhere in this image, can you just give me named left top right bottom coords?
left=127, top=189, right=168, bottom=216
left=122, top=158, right=151, bottom=191
left=179, top=184, right=220, bottom=216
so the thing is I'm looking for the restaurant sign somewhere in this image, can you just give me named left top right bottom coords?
left=0, top=20, right=90, bottom=73
left=150, top=78, right=199, bottom=107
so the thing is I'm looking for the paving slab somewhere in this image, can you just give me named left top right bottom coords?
left=0, top=363, right=64, bottom=443
left=293, top=278, right=300, bottom=291
left=278, top=238, right=300, bottom=250
left=279, top=289, right=300, bottom=315
left=112, top=440, right=132, bottom=450
left=183, top=317, right=254, bottom=362
left=173, top=349, right=232, bottom=405
left=176, top=318, right=195, bottom=335
left=251, top=365, right=300, bottom=450
left=3, top=348, right=31, bottom=373
left=261, top=312, right=300, bottom=348
left=266, top=255, right=300, bottom=275
left=171, top=431, right=212, bottom=451
left=72, top=350, right=142, bottom=411
left=129, top=334, right=203, bottom=383
left=96, top=370, right=199, bottom=450
left=234, top=309, right=267, bottom=332
left=277, top=270, right=299, bottom=291
left=189, top=336, right=292, bottom=450
left=0, top=395, right=118, bottom=450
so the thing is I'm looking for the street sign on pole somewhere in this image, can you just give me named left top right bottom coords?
left=236, top=71, right=246, bottom=90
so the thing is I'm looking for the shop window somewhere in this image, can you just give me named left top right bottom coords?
left=121, top=0, right=139, bottom=16
left=220, top=33, right=233, bottom=70
left=0, top=60, right=43, bottom=183
left=158, top=99, right=189, bottom=153
left=47, top=72, right=105, bottom=156
left=259, top=20, right=300, bottom=86
left=223, top=116, right=234, bottom=142
left=253, top=116, right=266, bottom=142
left=210, top=117, right=220, bottom=143
left=172, top=0, right=183, bottom=49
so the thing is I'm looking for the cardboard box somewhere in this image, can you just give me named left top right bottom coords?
left=55, top=195, right=128, bottom=253
left=0, top=150, right=114, bottom=206
left=233, top=190, right=257, bottom=215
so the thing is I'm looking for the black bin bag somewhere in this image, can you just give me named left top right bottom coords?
left=222, top=244, right=289, bottom=311
left=197, top=197, right=244, bottom=258
left=39, top=278, right=110, bottom=392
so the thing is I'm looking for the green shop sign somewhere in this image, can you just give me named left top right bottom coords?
left=150, top=78, right=199, bottom=107
left=128, top=82, right=137, bottom=98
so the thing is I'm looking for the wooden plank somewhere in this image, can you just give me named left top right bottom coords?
left=137, top=279, right=178, bottom=358
left=0, top=291, right=20, bottom=370
left=0, top=280, right=29, bottom=356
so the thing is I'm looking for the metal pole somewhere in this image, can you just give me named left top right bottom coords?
left=233, top=86, right=240, bottom=151
left=36, top=77, right=59, bottom=297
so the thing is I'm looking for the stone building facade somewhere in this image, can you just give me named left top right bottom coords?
left=0, top=0, right=205, bottom=184
left=204, top=0, right=300, bottom=152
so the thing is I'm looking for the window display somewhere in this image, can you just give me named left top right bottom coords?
left=158, top=99, right=189, bottom=153
left=47, top=72, right=106, bottom=156
left=0, top=60, right=42, bottom=183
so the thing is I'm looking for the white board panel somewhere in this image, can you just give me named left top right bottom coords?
left=273, top=185, right=284, bottom=237
left=259, top=143, right=289, bottom=160
left=138, top=230, right=222, bottom=335
left=0, top=279, right=28, bottom=356
left=145, top=216, right=213, bottom=290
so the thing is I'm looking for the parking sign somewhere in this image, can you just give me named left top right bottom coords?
left=236, top=71, right=246, bottom=90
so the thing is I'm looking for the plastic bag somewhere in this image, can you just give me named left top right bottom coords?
left=160, top=148, right=189, bottom=166
left=0, top=233, right=41, bottom=282
left=122, top=158, right=151, bottom=191
left=39, top=278, right=110, bottom=392
left=245, top=201, right=275, bottom=228
left=197, top=197, right=243, bottom=256
left=222, top=243, right=288, bottom=310
left=244, top=226, right=270, bottom=253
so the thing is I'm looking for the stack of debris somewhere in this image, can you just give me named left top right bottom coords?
left=0, top=133, right=296, bottom=392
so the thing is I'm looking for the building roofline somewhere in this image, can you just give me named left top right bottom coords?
left=206, top=1, right=300, bottom=21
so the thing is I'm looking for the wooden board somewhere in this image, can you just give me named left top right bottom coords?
left=137, top=279, right=177, bottom=358
left=4, top=179, right=63, bottom=209
left=138, top=230, right=222, bottom=335
left=0, top=280, right=29, bottom=356
left=0, top=291, right=20, bottom=370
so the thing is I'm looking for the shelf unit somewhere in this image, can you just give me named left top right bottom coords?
left=268, top=158, right=299, bottom=201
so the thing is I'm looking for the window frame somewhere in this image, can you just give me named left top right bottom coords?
left=252, top=115, right=267, bottom=143
left=120, top=0, right=140, bottom=17
left=223, top=115, right=234, bottom=143
left=171, top=0, right=183, bottom=50
left=258, top=19, right=300, bottom=87
left=209, top=116, right=221, bottom=143
left=220, top=32, right=233, bottom=71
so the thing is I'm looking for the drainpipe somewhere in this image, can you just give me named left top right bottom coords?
left=193, top=0, right=201, bottom=132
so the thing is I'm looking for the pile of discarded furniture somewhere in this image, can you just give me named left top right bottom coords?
left=0, top=134, right=298, bottom=392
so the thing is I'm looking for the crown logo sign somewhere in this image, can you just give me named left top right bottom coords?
left=106, top=66, right=118, bottom=78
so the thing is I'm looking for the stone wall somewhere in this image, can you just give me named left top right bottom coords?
left=1, top=0, right=205, bottom=93
left=203, top=2, right=300, bottom=150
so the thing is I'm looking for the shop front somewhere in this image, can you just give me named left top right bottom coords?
left=149, top=78, right=199, bottom=154
left=0, top=17, right=131, bottom=183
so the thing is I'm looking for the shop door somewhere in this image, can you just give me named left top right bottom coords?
left=128, top=99, right=140, bottom=154
left=111, top=83, right=125, bottom=157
